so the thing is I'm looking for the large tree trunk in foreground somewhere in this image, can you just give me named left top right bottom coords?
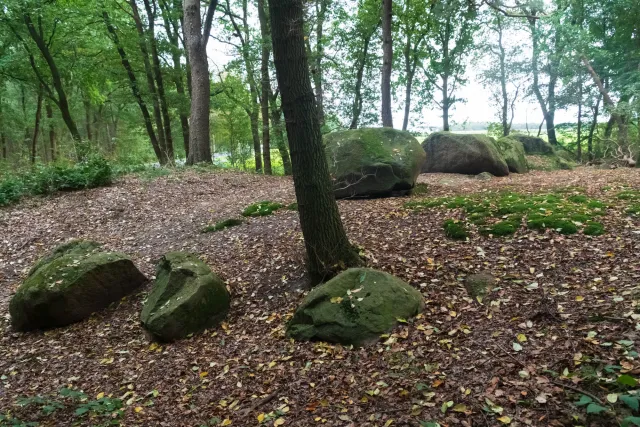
left=380, top=0, right=393, bottom=128
left=269, top=0, right=362, bottom=283
left=183, top=0, right=216, bottom=164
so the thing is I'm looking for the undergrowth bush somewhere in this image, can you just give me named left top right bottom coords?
left=0, top=157, right=113, bottom=207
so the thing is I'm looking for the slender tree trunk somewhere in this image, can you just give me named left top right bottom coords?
left=183, top=0, right=216, bottom=164
left=442, top=75, right=450, bottom=131
left=83, top=96, right=93, bottom=141
left=46, top=101, right=56, bottom=162
left=269, top=0, right=362, bottom=283
left=349, top=34, right=372, bottom=129
left=0, top=95, right=6, bottom=160
left=587, top=94, right=600, bottom=161
left=269, top=93, right=293, bottom=175
left=143, top=0, right=175, bottom=162
left=249, top=107, right=262, bottom=171
left=257, top=0, right=272, bottom=174
left=529, top=17, right=557, bottom=145
left=497, top=18, right=509, bottom=136
left=401, top=33, right=416, bottom=131
left=381, top=0, right=393, bottom=128
left=103, top=11, right=168, bottom=164
left=576, top=77, right=583, bottom=162
left=31, top=85, right=43, bottom=164
left=23, top=14, right=83, bottom=152
left=312, top=0, right=328, bottom=127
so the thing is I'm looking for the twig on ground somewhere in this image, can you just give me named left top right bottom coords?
left=551, top=380, right=603, bottom=404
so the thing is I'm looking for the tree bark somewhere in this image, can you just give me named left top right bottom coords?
left=576, top=75, right=583, bottom=162
left=442, top=74, right=449, bottom=131
left=31, top=85, right=43, bottom=164
left=529, top=17, right=558, bottom=145
left=23, top=13, right=83, bottom=152
left=269, top=92, right=293, bottom=175
left=381, top=0, right=393, bottom=128
left=587, top=94, right=600, bottom=161
left=46, top=100, right=55, bottom=162
left=257, top=0, right=272, bottom=174
left=349, top=33, right=373, bottom=130
left=497, top=17, right=509, bottom=136
left=312, top=0, right=328, bottom=127
left=269, top=0, right=362, bottom=282
left=103, top=11, right=168, bottom=164
left=183, top=0, right=217, bottom=164
left=0, top=95, right=6, bottom=160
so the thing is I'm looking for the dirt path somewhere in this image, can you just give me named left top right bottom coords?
left=1, top=167, right=639, bottom=426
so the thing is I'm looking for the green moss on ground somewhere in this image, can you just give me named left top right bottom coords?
left=443, top=219, right=468, bottom=240
left=242, top=201, right=283, bottom=217
left=406, top=188, right=609, bottom=238
left=201, top=218, right=243, bottom=233
left=286, top=202, right=298, bottom=211
left=627, top=205, right=640, bottom=217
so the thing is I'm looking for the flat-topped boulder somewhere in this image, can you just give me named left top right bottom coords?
left=324, top=127, right=426, bottom=198
left=10, top=240, right=146, bottom=331
left=287, top=268, right=423, bottom=346
left=509, top=134, right=554, bottom=155
left=141, top=252, right=230, bottom=342
left=421, top=132, right=509, bottom=176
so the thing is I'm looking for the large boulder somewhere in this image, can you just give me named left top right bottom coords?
left=10, top=240, right=146, bottom=331
left=421, top=132, right=509, bottom=176
left=495, top=137, right=528, bottom=173
left=324, top=128, right=426, bottom=198
left=509, top=134, right=554, bottom=155
left=141, top=252, right=230, bottom=342
left=287, top=268, right=423, bottom=346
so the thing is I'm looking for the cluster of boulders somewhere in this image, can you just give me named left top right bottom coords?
left=10, top=241, right=229, bottom=342
left=324, top=128, right=573, bottom=198
left=10, top=241, right=431, bottom=346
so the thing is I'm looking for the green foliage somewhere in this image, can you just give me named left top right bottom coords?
left=443, top=219, right=468, bottom=240
left=242, top=201, right=283, bottom=217
left=286, top=202, right=298, bottom=211
left=0, top=157, right=113, bottom=207
left=201, top=218, right=244, bottom=233
left=406, top=189, right=609, bottom=237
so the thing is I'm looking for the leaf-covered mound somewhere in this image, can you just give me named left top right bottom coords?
left=406, top=191, right=608, bottom=237
left=421, top=132, right=509, bottom=176
left=141, top=252, right=230, bottom=342
left=287, top=268, right=423, bottom=346
left=324, top=127, right=426, bottom=198
left=10, top=240, right=146, bottom=331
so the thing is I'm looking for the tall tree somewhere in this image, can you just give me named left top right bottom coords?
left=380, top=0, right=393, bottom=127
left=183, top=0, right=218, bottom=164
left=30, top=85, right=43, bottom=164
left=269, top=0, right=362, bottom=282
left=257, top=0, right=272, bottom=174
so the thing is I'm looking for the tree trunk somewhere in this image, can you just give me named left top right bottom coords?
left=46, top=101, right=56, bottom=162
left=23, top=14, right=83, bottom=153
left=529, top=17, right=557, bottom=145
left=183, top=0, right=215, bottom=164
left=31, top=86, right=43, bottom=164
left=349, top=33, right=372, bottom=129
left=576, top=77, right=583, bottom=162
left=312, top=0, right=328, bottom=127
left=442, top=75, right=449, bottom=131
left=381, top=0, right=393, bottom=128
left=249, top=107, right=262, bottom=171
left=269, top=93, right=293, bottom=175
left=143, top=0, right=175, bottom=162
left=257, top=0, right=272, bottom=175
left=401, top=32, right=416, bottom=131
left=497, top=18, right=509, bottom=136
left=269, top=0, right=362, bottom=283
left=83, top=96, right=93, bottom=142
left=103, top=11, right=168, bottom=164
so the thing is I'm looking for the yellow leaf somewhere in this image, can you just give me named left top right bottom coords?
left=452, top=403, right=468, bottom=412
left=149, top=343, right=158, bottom=351
left=268, top=361, right=277, bottom=369
left=384, top=420, right=394, bottom=427
left=330, top=297, right=343, bottom=304
left=96, top=392, right=104, bottom=399
left=134, top=406, right=143, bottom=413
left=274, top=418, right=285, bottom=426
left=200, top=371, right=208, bottom=378
left=497, top=415, right=512, bottom=424
left=517, top=333, right=527, bottom=342
left=221, top=419, right=232, bottom=426
left=257, top=413, right=265, bottom=422
left=576, top=296, right=584, bottom=301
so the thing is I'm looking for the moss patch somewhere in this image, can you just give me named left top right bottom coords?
left=286, top=202, right=298, bottom=211
left=242, top=200, right=283, bottom=217
left=443, top=219, right=468, bottom=240
left=201, top=218, right=243, bottom=233
left=407, top=189, right=608, bottom=238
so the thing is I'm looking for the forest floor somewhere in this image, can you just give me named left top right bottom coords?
left=1, top=167, right=640, bottom=427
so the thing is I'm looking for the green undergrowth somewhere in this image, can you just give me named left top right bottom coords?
left=443, top=219, right=468, bottom=240
left=407, top=189, right=609, bottom=238
left=286, top=202, right=298, bottom=211
left=242, top=200, right=283, bottom=217
left=201, top=218, right=244, bottom=233
left=0, top=157, right=113, bottom=207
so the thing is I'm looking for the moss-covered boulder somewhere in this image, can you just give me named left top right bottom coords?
left=287, top=268, right=423, bottom=346
left=464, top=273, right=496, bottom=299
left=324, top=128, right=426, bottom=198
left=141, top=252, right=230, bottom=342
left=496, top=137, right=528, bottom=173
left=526, top=154, right=574, bottom=171
left=421, top=132, right=509, bottom=176
left=10, top=240, right=146, bottom=331
left=509, top=134, right=554, bottom=155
